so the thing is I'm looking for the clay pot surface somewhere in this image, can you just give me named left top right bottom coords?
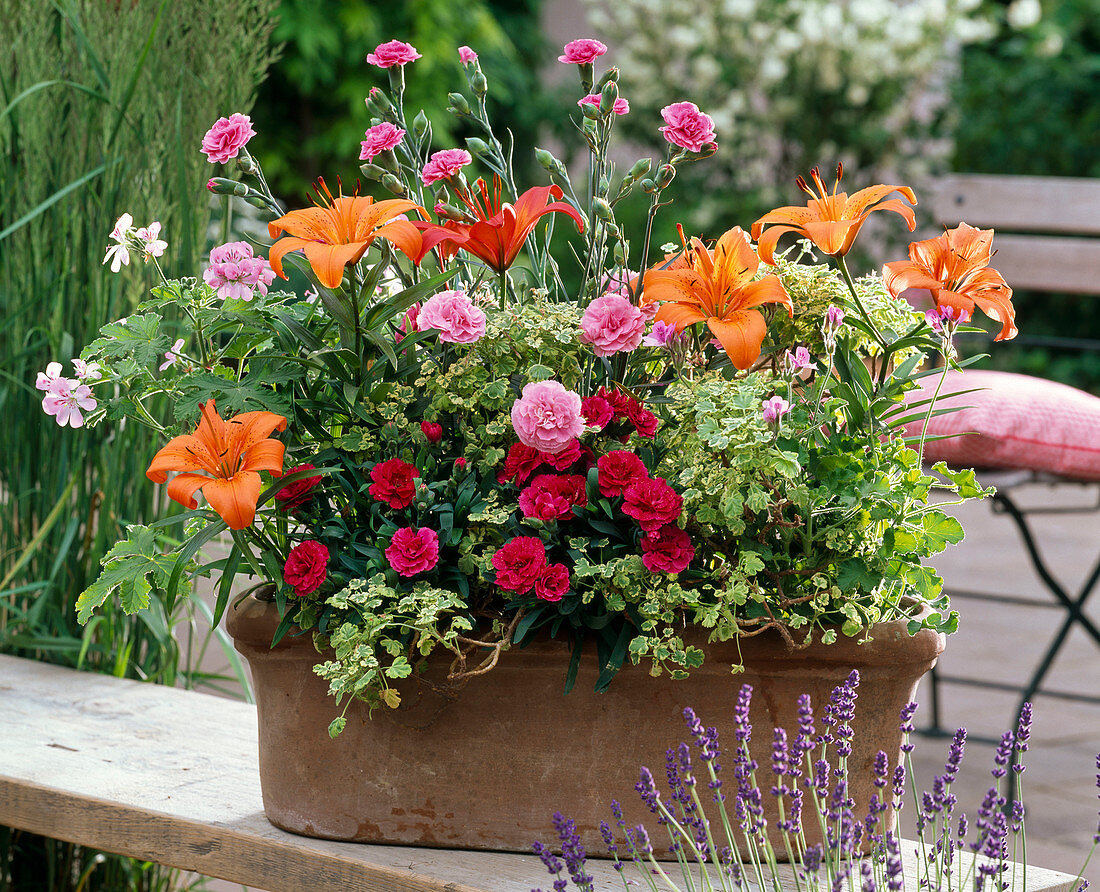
left=227, top=594, right=943, bottom=855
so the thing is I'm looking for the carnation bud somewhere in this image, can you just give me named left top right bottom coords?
left=640, top=178, right=656, bottom=194
left=534, top=148, right=568, bottom=178
left=599, top=81, right=619, bottom=115
left=596, top=66, right=619, bottom=90
left=593, top=198, right=613, bottom=221
left=434, top=202, right=466, bottom=221
left=604, top=222, right=621, bottom=239
left=656, top=164, right=676, bottom=189
left=207, top=177, right=249, bottom=197
left=466, top=137, right=492, bottom=158
left=628, top=158, right=652, bottom=180
left=694, top=143, right=718, bottom=160
left=470, top=70, right=488, bottom=97
left=234, top=147, right=259, bottom=176
left=365, top=89, right=394, bottom=117
left=580, top=101, right=601, bottom=121
left=412, top=110, right=430, bottom=141
left=359, top=162, right=386, bottom=181
left=612, top=243, right=626, bottom=263
left=381, top=174, right=407, bottom=196
left=447, top=92, right=472, bottom=116
left=245, top=195, right=270, bottom=210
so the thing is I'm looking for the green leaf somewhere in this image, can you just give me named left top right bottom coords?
left=75, top=525, right=181, bottom=623
left=921, top=511, right=965, bottom=551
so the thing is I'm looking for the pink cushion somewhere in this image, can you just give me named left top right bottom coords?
left=903, top=370, right=1100, bottom=481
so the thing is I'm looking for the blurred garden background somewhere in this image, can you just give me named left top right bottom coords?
left=1, top=0, right=1097, bottom=888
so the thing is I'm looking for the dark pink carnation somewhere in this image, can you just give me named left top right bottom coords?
left=498, top=442, right=545, bottom=485
left=535, top=564, right=570, bottom=602
left=597, top=450, right=648, bottom=498
left=659, top=101, right=717, bottom=153
left=518, top=474, right=587, bottom=522
left=622, top=477, right=683, bottom=532
left=421, top=421, right=443, bottom=444
left=540, top=438, right=582, bottom=471
left=369, top=458, right=419, bottom=509
left=283, top=540, right=328, bottom=597
left=200, top=113, right=256, bottom=164
left=386, top=527, right=440, bottom=576
left=641, top=525, right=695, bottom=574
left=274, top=463, right=322, bottom=510
left=360, top=122, right=405, bottom=161
left=367, top=39, right=421, bottom=69
left=558, top=38, right=608, bottom=64
left=421, top=149, right=473, bottom=186
left=625, top=402, right=659, bottom=439
left=581, top=395, right=615, bottom=429
left=492, top=536, right=547, bottom=594
left=578, top=93, right=630, bottom=115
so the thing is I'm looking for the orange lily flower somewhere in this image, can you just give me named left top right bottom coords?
left=146, top=399, right=287, bottom=530
left=751, top=165, right=917, bottom=266
left=642, top=226, right=793, bottom=370
left=883, top=222, right=1017, bottom=341
left=416, top=178, right=585, bottom=273
left=268, top=182, right=426, bottom=289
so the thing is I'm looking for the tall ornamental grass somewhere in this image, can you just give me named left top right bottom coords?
left=0, top=1, right=277, bottom=888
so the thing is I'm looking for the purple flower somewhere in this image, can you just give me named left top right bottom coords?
left=642, top=320, right=682, bottom=348
left=551, top=812, right=593, bottom=888
left=761, top=395, right=790, bottom=424
left=1014, top=703, right=1032, bottom=774
left=785, top=345, right=815, bottom=374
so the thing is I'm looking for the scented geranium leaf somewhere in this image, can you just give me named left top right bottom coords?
left=920, top=511, right=965, bottom=551
left=83, top=313, right=168, bottom=368
left=75, top=524, right=183, bottom=623
left=179, top=371, right=292, bottom=418
left=932, top=462, right=993, bottom=501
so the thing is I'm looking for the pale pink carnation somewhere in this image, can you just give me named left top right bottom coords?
left=579, top=292, right=646, bottom=358
left=458, top=46, right=478, bottom=64
left=417, top=289, right=487, bottom=344
left=203, top=241, right=276, bottom=302
left=421, top=149, right=473, bottom=186
left=659, top=102, right=717, bottom=153
left=360, top=122, right=406, bottom=161
left=200, top=114, right=256, bottom=164
left=367, top=39, right=421, bottom=69
left=511, top=380, right=585, bottom=455
left=577, top=93, right=629, bottom=115
left=558, top=38, right=608, bottom=64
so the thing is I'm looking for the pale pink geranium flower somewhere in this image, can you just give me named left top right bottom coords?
left=36, top=361, right=65, bottom=392
left=785, top=345, right=815, bottom=373
left=41, top=378, right=97, bottom=428
left=659, top=102, right=717, bottom=152
left=103, top=213, right=134, bottom=272
left=761, top=396, right=790, bottom=424
left=203, top=241, right=276, bottom=301
left=926, top=305, right=970, bottom=332
left=421, top=149, right=473, bottom=186
left=511, top=380, right=585, bottom=455
left=360, top=122, right=406, bottom=162
left=643, top=321, right=681, bottom=348
left=367, top=39, right=421, bottom=68
left=200, top=114, right=256, bottom=164
left=458, top=46, right=478, bottom=64
left=579, top=292, right=646, bottom=358
left=417, top=290, right=487, bottom=344
left=578, top=94, right=630, bottom=115
left=135, top=222, right=167, bottom=260
left=71, top=359, right=102, bottom=381
left=159, top=338, right=186, bottom=372
left=558, top=38, right=608, bottom=64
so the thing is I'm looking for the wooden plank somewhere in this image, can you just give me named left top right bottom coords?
left=932, top=174, right=1100, bottom=236
left=988, top=233, right=1100, bottom=294
left=0, top=654, right=1080, bottom=891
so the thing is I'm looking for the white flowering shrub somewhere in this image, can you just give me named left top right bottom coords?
left=586, top=0, right=995, bottom=229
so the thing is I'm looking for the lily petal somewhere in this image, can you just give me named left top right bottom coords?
left=708, top=311, right=768, bottom=370
left=201, top=472, right=263, bottom=530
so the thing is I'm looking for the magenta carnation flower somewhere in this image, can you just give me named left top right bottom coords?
left=367, top=39, right=421, bottom=69
left=622, top=477, right=683, bottom=533
left=641, top=525, right=694, bottom=575
left=535, top=564, right=570, bottom=602
left=360, top=122, right=406, bottom=162
left=203, top=241, right=275, bottom=302
left=558, top=38, right=608, bottom=64
left=200, top=114, right=256, bottom=164
left=659, top=102, right=717, bottom=153
left=421, top=148, right=472, bottom=186
left=386, top=527, right=440, bottom=577
left=577, top=94, right=629, bottom=115
left=510, top=380, right=585, bottom=455
left=492, top=536, right=547, bottom=594
left=417, top=289, right=487, bottom=344
left=579, top=292, right=647, bottom=358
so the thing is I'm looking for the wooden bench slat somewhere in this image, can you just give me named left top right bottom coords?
left=932, top=174, right=1100, bottom=236
left=988, top=233, right=1100, bottom=294
left=0, top=654, right=1081, bottom=891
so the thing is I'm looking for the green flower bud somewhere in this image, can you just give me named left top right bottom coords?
left=593, top=198, right=613, bottom=220
left=640, top=178, right=656, bottom=194
left=604, top=222, right=621, bottom=239
left=599, top=81, right=619, bottom=116
left=466, top=137, right=492, bottom=158
left=596, top=66, right=620, bottom=90
left=447, top=92, right=472, bottom=116
left=207, top=177, right=249, bottom=197
left=471, top=71, right=488, bottom=97
left=381, top=174, right=407, bottom=196
left=580, top=101, right=601, bottom=121
left=628, top=158, right=652, bottom=180
left=359, top=163, right=385, bottom=181
left=656, top=164, right=676, bottom=189
left=412, top=110, right=429, bottom=141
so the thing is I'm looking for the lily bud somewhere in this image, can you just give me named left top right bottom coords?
left=381, top=174, right=407, bottom=196
left=447, top=92, right=472, bottom=117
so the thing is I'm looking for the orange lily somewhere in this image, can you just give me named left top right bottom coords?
left=146, top=399, right=287, bottom=530
left=268, top=182, right=426, bottom=289
left=642, top=226, right=793, bottom=370
left=416, top=178, right=585, bottom=273
left=751, top=165, right=917, bottom=266
left=883, top=222, right=1017, bottom=341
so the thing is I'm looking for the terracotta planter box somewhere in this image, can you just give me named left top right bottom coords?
left=227, top=594, right=944, bottom=855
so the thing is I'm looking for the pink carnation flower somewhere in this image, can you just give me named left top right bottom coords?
left=558, top=38, right=608, bottom=64
left=203, top=241, right=276, bottom=302
left=417, top=289, right=487, bottom=344
left=421, top=148, right=473, bottom=186
left=386, top=527, right=440, bottom=577
left=200, top=114, right=256, bottom=164
left=579, top=292, right=646, bottom=358
left=360, top=122, right=406, bottom=162
left=510, top=380, right=585, bottom=455
left=641, top=525, right=695, bottom=575
left=367, top=39, right=421, bottom=69
left=578, top=94, right=629, bottom=115
left=535, top=564, right=570, bottom=602
left=458, top=45, right=478, bottom=64
left=659, top=102, right=717, bottom=153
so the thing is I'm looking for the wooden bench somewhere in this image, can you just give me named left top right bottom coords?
left=0, top=654, right=1080, bottom=891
